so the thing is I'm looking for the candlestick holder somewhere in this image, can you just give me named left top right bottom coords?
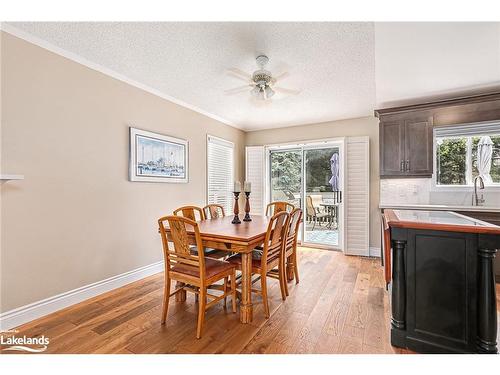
left=243, top=191, right=252, bottom=221
left=232, top=191, right=241, bottom=224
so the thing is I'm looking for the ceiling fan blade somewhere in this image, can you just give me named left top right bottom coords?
left=227, top=71, right=251, bottom=83
left=224, top=85, right=253, bottom=95
left=273, top=71, right=289, bottom=81
left=227, top=68, right=252, bottom=80
left=274, top=86, right=301, bottom=95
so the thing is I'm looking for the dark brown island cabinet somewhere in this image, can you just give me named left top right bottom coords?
left=375, top=92, right=500, bottom=178
left=383, top=209, right=499, bottom=354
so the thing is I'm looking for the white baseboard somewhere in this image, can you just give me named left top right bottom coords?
left=369, top=247, right=381, bottom=257
left=0, top=261, right=163, bottom=331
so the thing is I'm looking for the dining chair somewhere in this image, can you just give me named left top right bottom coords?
left=173, top=205, right=226, bottom=260
left=283, top=208, right=303, bottom=296
left=266, top=201, right=295, bottom=216
left=173, top=205, right=205, bottom=221
left=306, top=196, right=329, bottom=230
left=203, top=204, right=225, bottom=219
left=227, top=211, right=290, bottom=318
left=158, top=215, right=237, bottom=339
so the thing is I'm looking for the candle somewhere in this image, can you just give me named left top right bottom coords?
left=244, top=181, right=251, bottom=193
left=233, top=181, right=241, bottom=193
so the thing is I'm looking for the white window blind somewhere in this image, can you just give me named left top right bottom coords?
left=344, top=136, right=370, bottom=256
left=435, top=121, right=500, bottom=137
left=207, top=135, right=234, bottom=213
left=245, top=146, right=265, bottom=215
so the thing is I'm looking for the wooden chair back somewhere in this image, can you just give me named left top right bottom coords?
left=158, top=215, right=205, bottom=278
left=285, top=208, right=303, bottom=252
left=203, top=204, right=225, bottom=219
left=261, top=211, right=290, bottom=267
left=266, top=201, right=294, bottom=216
left=173, top=205, right=205, bottom=221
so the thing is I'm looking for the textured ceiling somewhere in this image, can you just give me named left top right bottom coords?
left=4, top=22, right=500, bottom=131
left=6, top=22, right=376, bottom=130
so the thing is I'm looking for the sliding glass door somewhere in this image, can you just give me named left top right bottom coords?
left=268, top=142, right=342, bottom=250
left=269, top=149, right=302, bottom=208
left=303, top=146, right=341, bottom=248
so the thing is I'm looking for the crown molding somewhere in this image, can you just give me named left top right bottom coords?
left=0, top=23, right=242, bottom=130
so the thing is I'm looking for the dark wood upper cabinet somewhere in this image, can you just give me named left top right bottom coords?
left=375, top=92, right=500, bottom=178
left=378, top=113, right=433, bottom=177
left=404, top=114, right=433, bottom=176
left=380, top=120, right=405, bottom=175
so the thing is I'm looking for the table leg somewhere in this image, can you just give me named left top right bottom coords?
left=175, top=281, right=186, bottom=302
left=240, top=252, right=253, bottom=323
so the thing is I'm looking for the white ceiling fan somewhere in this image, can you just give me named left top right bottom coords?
left=225, top=55, right=300, bottom=100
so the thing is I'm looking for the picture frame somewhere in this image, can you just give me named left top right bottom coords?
left=129, top=127, right=189, bottom=183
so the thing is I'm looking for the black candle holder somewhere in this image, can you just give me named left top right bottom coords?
left=243, top=192, right=252, bottom=221
left=232, top=191, right=241, bottom=224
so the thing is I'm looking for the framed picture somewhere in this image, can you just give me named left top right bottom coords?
left=129, top=127, right=188, bottom=183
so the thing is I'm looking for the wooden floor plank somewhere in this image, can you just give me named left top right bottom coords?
left=5, top=247, right=498, bottom=354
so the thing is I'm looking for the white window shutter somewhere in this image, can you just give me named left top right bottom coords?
left=207, top=135, right=234, bottom=214
left=344, top=136, right=370, bottom=256
left=245, top=146, right=265, bottom=215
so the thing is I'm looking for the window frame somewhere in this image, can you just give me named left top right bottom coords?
left=431, top=128, right=500, bottom=192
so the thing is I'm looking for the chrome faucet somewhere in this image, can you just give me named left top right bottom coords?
left=473, top=175, right=485, bottom=206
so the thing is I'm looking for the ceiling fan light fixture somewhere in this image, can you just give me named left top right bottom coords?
left=251, top=85, right=262, bottom=98
left=226, top=54, right=298, bottom=101
left=264, top=86, right=275, bottom=99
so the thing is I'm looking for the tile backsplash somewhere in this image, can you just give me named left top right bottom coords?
left=380, top=178, right=500, bottom=207
left=380, top=178, right=431, bottom=205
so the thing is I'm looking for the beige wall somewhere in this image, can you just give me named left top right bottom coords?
left=0, top=32, right=245, bottom=312
left=245, top=116, right=380, bottom=250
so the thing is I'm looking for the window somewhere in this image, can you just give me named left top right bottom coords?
left=435, top=122, right=500, bottom=187
left=207, top=135, right=234, bottom=213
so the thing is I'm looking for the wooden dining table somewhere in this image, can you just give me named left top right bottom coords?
left=164, top=215, right=271, bottom=324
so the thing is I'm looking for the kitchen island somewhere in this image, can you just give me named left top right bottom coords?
left=383, top=209, right=499, bottom=354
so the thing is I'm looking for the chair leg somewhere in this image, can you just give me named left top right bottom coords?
left=231, top=271, right=237, bottom=313
left=196, top=287, right=206, bottom=339
left=278, top=260, right=287, bottom=300
left=293, top=250, right=300, bottom=284
left=261, top=273, right=270, bottom=318
left=161, top=276, right=170, bottom=324
left=223, top=276, right=228, bottom=307
left=283, top=258, right=290, bottom=297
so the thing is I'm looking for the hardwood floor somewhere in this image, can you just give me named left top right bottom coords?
left=3, top=247, right=499, bottom=354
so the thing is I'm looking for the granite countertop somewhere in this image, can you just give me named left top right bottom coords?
left=379, top=203, right=500, bottom=213
left=384, top=209, right=500, bottom=234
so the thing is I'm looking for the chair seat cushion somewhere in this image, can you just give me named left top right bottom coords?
left=171, top=258, right=234, bottom=278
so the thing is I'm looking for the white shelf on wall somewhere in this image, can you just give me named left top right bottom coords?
left=0, top=174, right=24, bottom=182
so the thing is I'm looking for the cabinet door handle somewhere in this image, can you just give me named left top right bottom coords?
left=400, top=160, right=404, bottom=172
left=405, top=160, right=410, bottom=171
